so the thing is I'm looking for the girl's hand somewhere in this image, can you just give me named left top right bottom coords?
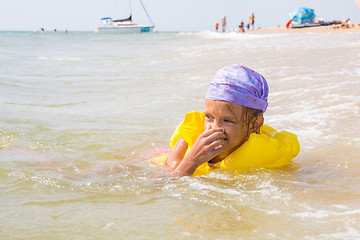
left=175, top=127, right=225, bottom=175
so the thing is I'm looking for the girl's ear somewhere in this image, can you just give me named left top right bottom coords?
left=249, top=115, right=264, bottom=134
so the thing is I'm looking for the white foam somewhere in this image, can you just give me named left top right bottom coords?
left=293, top=208, right=360, bottom=219
left=189, top=181, right=243, bottom=196
left=177, top=30, right=291, bottom=43
left=37, top=56, right=81, bottom=62
left=318, top=227, right=360, bottom=240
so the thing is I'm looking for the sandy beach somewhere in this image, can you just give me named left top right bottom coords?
left=254, top=22, right=360, bottom=34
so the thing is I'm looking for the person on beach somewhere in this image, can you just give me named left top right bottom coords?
left=215, top=22, right=219, bottom=32
left=221, top=16, right=227, bottom=32
left=250, top=13, right=255, bottom=29
left=162, top=64, right=299, bottom=176
left=237, top=21, right=245, bottom=32
left=341, top=18, right=351, bottom=28
left=246, top=13, right=255, bottom=30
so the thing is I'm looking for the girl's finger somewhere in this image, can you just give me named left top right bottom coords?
left=206, top=131, right=225, bottom=144
left=201, top=127, right=224, bottom=138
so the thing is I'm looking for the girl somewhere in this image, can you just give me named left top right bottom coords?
left=163, top=64, right=299, bottom=176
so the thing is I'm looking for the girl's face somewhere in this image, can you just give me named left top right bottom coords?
left=204, top=99, right=250, bottom=162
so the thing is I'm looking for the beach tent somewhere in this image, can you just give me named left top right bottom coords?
left=289, top=7, right=315, bottom=23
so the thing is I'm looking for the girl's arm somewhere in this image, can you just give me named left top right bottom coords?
left=165, top=137, right=188, bottom=170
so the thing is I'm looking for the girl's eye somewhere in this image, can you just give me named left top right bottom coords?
left=224, top=119, right=235, bottom=123
left=205, top=114, right=213, bottom=120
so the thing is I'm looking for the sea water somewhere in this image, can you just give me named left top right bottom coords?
left=1, top=30, right=360, bottom=239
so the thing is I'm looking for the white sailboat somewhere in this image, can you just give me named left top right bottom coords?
left=95, top=0, right=155, bottom=33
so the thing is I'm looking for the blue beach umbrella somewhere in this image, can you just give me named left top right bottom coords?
left=289, top=7, right=315, bottom=23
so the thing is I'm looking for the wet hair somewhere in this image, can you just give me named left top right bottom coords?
left=243, top=106, right=264, bottom=135
left=244, top=107, right=263, bottom=122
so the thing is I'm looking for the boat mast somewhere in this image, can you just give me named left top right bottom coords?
left=139, top=0, right=155, bottom=27
left=128, top=0, right=132, bottom=19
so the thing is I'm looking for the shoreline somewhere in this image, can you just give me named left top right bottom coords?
left=252, top=23, right=360, bottom=34
left=2, top=22, right=360, bottom=34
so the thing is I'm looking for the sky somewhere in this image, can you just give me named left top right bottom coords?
left=0, top=0, right=360, bottom=32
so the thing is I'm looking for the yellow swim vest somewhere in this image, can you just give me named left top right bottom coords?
left=155, top=111, right=300, bottom=176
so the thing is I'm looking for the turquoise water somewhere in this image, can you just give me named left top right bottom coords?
left=1, top=30, right=360, bottom=239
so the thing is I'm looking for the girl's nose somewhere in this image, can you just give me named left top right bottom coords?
left=211, top=120, right=222, bottom=129
left=206, top=121, right=225, bottom=132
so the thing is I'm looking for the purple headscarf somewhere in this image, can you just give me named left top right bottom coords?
left=206, top=64, right=269, bottom=112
